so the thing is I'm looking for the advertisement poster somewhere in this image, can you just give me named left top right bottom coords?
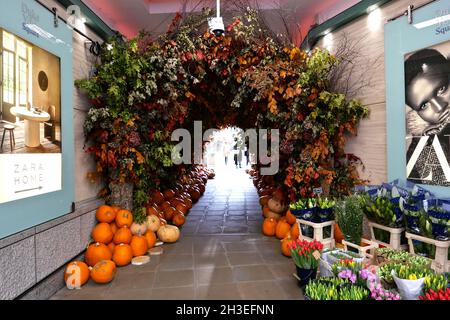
left=404, top=40, right=450, bottom=186
left=0, top=28, right=62, bottom=203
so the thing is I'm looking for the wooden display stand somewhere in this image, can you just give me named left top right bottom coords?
left=405, top=232, right=450, bottom=273
left=341, top=238, right=379, bottom=260
left=368, top=221, right=408, bottom=250
left=297, top=219, right=335, bottom=250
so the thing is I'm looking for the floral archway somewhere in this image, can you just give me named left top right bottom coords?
left=76, top=9, right=369, bottom=223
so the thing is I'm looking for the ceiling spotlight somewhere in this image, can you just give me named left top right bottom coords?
left=208, top=0, right=225, bottom=37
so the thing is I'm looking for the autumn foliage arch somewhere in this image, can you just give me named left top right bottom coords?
left=76, top=9, right=369, bottom=221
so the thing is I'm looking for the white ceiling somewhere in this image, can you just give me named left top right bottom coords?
left=82, top=0, right=360, bottom=40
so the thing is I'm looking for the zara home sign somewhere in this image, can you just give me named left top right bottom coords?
left=0, top=154, right=61, bottom=203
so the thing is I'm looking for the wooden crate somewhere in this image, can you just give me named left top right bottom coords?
left=341, top=238, right=379, bottom=260
left=296, top=219, right=335, bottom=250
left=368, top=221, right=408, bottom=250
left=405, top=232, right=450, bottom=273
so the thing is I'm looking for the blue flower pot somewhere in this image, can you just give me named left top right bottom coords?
left=431, top=222, right=449, bottom=240
left=315, top=207, right=334, bottom=223
left=292, top=208, right=316, bottom=237
left=296, top=267, right=318, bottom=288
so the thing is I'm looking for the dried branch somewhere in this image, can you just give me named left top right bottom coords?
left=328, top=32, right=382, bottom=99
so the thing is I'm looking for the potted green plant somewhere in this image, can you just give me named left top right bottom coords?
left=289, top=239, right=324, bottom=287
left=334, top=195, right=364, bottom=249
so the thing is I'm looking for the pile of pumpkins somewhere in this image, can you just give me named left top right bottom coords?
left=259, top=192, right=300, bottom=258
left=64, top=166, right=214, bottom=288
left=146, top=166, right=211, bottom=226
left=250, top=172, right=299, bottom=258
left=64, top=205, right=169, bottom=287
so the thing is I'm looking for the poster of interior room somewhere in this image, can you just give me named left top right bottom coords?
left=0, top=29, right=61, bottom=154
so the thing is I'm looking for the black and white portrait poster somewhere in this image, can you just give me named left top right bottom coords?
left=405, top=41, right=450, bottom=186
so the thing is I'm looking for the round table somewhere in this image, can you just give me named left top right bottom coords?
left=10, top=106, right=51, bottom=147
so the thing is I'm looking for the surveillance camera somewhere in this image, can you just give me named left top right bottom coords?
left=208, top=17, right=225, bottom=37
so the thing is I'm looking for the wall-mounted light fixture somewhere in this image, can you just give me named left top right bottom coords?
left=323, top=31, right=333, bottom=51
left=368, top=8, right=382, bottom=32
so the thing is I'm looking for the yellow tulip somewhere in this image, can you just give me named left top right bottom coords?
left=409, top=274, right=417, bottom=280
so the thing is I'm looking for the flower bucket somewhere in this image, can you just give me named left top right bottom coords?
left=292, top=208, right=316, bottom=237
left=430, top=222, right=449, bottom=240
left=390, top=197, right=404, bottom=227
left=404, top=203, right=421, bottom=234
left=428, top=210, right=450, bottom=240
left=315, top=207, right=334, bottom=223
left=296, top=266, right=317, bottom=288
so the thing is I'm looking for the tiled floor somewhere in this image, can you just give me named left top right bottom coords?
left=51, top=165, right=303, bottom=300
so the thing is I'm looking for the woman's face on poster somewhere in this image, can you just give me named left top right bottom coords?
left=406, top=64, right=450, bottom=125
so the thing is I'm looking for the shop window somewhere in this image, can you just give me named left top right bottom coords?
left=1, top=31, right=31, bottom=106
left=2, top=50, right=15, bottom=105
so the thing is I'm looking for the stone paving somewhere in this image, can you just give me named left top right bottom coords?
left=51, top=166, right=303, bottom=300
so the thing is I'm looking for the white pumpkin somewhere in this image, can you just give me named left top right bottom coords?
left=130, top=222, right=148, bottom=235
left=267, top=198, right=285, bottom=214
left=157, top=225, right=180, bottom=243
left=146, top=215, right=161, bottom=233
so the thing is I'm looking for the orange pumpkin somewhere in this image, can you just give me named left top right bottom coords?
left=281, top=237, right=292, bottom=257
left=112, top=244, right=133, bottom=267
left=184, top=198, right=193, bottom=209
left=335, top=224, right=344, bottom=244
left=160, top=201, right=172, bottom=210
left=113, top=226, right=132, bottom=245
left=110, top=222, right=118, bottom=234
left=175, top=203, right=188, bottom=215
left=172, top=212, right=186, bottom=227
left=85, top=242, right=112, bottom=267
left=290, top=223, right=300, bottom=240
left=146, top=205, right=159, bottom=216
left=96, top=205, right=116, bottom=223
left=107, top=242, right=116, bottom=254
left=116, top=209, right=133, bottom=228
left=275, top=220, right=291, bottom=239
left=111, top=205, right=122, bottom=214
left=189, top=189, right=201, bottom=202
left=91, top=223, right=114, bottom=244
left=262, top=218, right=277, bottom=236
left=285, top=210, right=296, bottom=225
left=64, top=261, right=90, bottom=287
left=130, top=235, right=148, bottom=256
left=144, top=230, right=157, bottom=249
left=163, top=189, right=175, bottom=200
left=163, top=206, right=176, bottom=221
left=90, top=260, right=116, bottom=284
left=151, top=191, right=165, bottom=205
left=170, top=198, right=184, bottom=207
